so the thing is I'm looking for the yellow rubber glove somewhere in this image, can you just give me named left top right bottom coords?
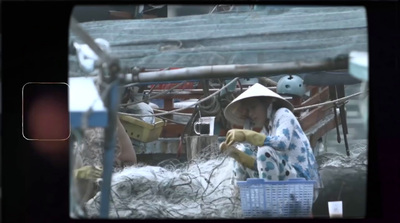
left=220, top=142, right=257, bottom=171
left=74, top=166, right=103, bottom=180
left=225, top=129, right=266, bottom=147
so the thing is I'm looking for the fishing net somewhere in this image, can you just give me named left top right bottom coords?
left=72, top=127, right=368, bottom=219
left=73, top=128, right=134, bottom=171
left=77, top=143, right=242, bottom=219
left=313, top=143, right=368, bottom=217
left=317, top=142, right=367, bottom=170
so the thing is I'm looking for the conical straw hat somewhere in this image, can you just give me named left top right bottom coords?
left=224, top=83, right=294, bottom=126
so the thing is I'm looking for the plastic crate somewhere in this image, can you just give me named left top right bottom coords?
left=119, top=115, right=165, bottom=143
left=237, top=178, right=315, bottom=218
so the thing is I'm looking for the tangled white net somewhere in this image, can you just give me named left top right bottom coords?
left=82, top=145, right=243, bottom=219
left=317, top=142, right=368, bottom=169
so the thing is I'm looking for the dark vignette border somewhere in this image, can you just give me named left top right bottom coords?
left=1, top=1, right=399, bottom=223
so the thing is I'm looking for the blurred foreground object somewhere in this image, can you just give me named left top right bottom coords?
left=73, top=38, right=111, bottom=74
left=75, top=166, right=103, bottom=180
left=348, top=51, right=368, bottom=130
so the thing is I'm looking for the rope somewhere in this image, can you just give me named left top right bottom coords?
left=293, top=90, right=367, bottom=111
left=118, top=78, right=239, bottom=117
left=119, top=79, right=366, bottom=118
left=199, top=95, right=221, bottom=116
left=121, top=82, right=140, bottom=88
left=158, top=116, right=188, bottom=125
left=120, top=81, right=188, bottom=107
left=153, top=109, right=193, bottom=116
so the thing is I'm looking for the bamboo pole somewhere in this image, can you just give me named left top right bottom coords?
left=125, top=56, right=348, bottom=83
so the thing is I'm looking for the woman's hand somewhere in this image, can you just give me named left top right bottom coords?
left=219, top=142, right=235, bottom=154
left=219, top=142, right=257, bottom=171
left=225, top=129, right=266, bottom=146
left=74, top=166, right=103, bottom=181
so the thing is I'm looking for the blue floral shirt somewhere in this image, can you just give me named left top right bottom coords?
left=263, top=107, right=323, bottom=188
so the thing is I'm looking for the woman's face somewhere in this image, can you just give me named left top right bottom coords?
left=240, top=98, right=269, bottom=127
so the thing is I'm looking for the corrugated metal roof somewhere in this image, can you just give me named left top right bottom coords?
left=69, top=6, right=367, bottom=75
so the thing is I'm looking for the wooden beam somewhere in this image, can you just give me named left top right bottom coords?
left=298, top=104, right=332, bottom=132
left=161, top=123, right=186, bottom=138
left=109, top=10, right=133, bottom=19
left=307, top=113, right=342, bottom=149
left=301, top=86, right=330, bottom=107
left=309, top=86, right=319, bottom=96
left=291, top=96, right=303, bottom=118
left=163, top=99, right=174, bottom=120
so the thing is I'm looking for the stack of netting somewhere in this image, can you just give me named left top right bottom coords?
left=317, top=142, right=368, bottom=170
left=83, top=146, right=243, bottom=219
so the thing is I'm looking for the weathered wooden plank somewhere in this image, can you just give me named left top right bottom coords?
left=298, top=105, right=332, bottom=132
left=161, top=123, right=186, bottom=137
left=301, top=86, right=330, bottom=107
left=307, top=113, right=341, bottom=149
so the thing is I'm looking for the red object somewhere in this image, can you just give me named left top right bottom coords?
left=145, top=68, right=196, bottom=90
left=152, top=82, right=195, bottom=90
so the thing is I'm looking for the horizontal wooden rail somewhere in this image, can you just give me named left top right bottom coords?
left=301, top=87, right=330, bottom=107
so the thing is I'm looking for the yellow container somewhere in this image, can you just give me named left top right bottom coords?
left=119, top=115, right=165, bottom=143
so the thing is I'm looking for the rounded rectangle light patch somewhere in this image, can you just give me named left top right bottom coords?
left=22, top=82, right=70, bottom=141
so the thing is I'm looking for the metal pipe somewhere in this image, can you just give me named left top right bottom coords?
left=99, top=81, right=120, bottom=218
left=258, top=77, right=278, bottom=86
left=329, top=86, right=341, bottom=144
left=126, top=57, right=348, bottom=83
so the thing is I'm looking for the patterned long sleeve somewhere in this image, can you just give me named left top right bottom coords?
left=258, top=108, right=322, bottom=189
left=263, top=108, right=299, bottom=151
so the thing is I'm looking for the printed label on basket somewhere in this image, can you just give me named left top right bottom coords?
left=238, top=179, right=314, bottom=218
left=328, top=201, right=343, bottom=218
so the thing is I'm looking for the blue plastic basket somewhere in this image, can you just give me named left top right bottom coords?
left=237, top=178, right=315, bottom=218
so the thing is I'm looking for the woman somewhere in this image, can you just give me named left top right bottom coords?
left=220, top=83, right=322, bottom=199
left=72, top=117, right=137, bottom=209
